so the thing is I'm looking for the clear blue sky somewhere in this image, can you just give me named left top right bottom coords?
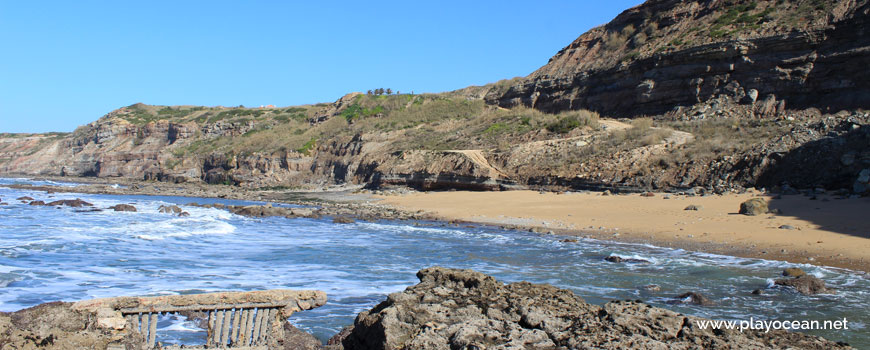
left=0, top=1, right=642, bottom=133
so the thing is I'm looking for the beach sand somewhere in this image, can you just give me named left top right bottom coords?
left=376, top=190, right=870, bottom=272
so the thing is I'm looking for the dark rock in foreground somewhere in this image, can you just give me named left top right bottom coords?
left=337, top=267, right=849, bottom=350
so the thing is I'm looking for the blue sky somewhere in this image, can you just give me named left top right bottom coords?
left=0, top=1, right=642, bottom=133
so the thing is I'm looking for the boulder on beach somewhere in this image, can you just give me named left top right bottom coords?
left=739, top=198, right=768, bottom=216
left=775, top=275, right=834, bottom=295
left=684, top=204, right=702, bottom=211
left=335, top=267, right=849, bottom=349
left=108, top=204, right=137, bottom=212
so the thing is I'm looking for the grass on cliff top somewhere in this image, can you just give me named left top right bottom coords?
left=116, top=103, right=316, bottom=126
left=0, top=132, right=69, bottom=138
left=167, top=93, right=602, bottom=158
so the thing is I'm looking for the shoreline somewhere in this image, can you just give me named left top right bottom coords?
left=2, top=174, right=869, bottom=273
left=375, top=190, right=870, bottom=273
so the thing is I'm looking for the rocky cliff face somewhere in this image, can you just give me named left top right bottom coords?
left=0, top=111, right=502, bottom=191
left=488, top=0, right=870, bottom=118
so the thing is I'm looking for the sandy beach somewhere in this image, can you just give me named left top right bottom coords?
left=376, top=190, right=870, bottom=272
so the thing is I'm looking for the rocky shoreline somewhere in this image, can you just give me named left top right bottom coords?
left=0, top=267, right=854, bottom=349
left=0, top=175, right=436, bottom=223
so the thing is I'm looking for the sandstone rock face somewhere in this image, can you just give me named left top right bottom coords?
left=488, top=0, right=870, bottom=118
left=339, top=267, right=849, bottom=350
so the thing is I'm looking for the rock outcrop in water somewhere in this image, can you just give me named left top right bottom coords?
left=334, top=267, right=850, bottom=350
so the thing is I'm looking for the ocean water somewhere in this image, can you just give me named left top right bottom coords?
left=0, top=178, right=868, bottom=347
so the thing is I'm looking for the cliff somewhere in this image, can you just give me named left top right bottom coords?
left=488, top=0, right=870, bottom=117
left=1, top=0, right=869, bottom=194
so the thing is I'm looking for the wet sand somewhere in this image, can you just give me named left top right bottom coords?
left=376, top=190, right=870, bottom=272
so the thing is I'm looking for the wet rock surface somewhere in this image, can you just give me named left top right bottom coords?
left=157, top=204, right=182, bottom=214
left=337, top=267, right=849, bottom=350
left=775, top=275, right=835, bottom=295
left=45, top=199, right=93, bottom=208
left=108, top=204, right=137, bottom=212
left=669, top=292, right=714, bottom=306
